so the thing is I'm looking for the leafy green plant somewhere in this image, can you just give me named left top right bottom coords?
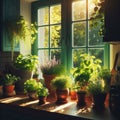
left=99, top=68, right=111, bottom=92
left=3, top=74, right=20, bottom=86
left=24, top=78, right=42, bottom=93
left=90, top=0, right=105, bottom=36
left=37, top=86, right=49, bottom=97
left=6, top=16, right=37, bottom=60
left=71, top=53, right=102, bottom=91
left=87, top=79, right=106, bottom=96
left=51, top=75, right=73, bottom=90
left=40, top=58, right=65, bottom=75
left=14, top=54, right=39, bottom=71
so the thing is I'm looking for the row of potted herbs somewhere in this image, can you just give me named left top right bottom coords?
left=0, top=53, right=111, bottom=109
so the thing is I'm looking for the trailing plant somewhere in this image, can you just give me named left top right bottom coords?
left=14, top=54, right=39, bottom=71
left=6, top=16, right=37, bottom=60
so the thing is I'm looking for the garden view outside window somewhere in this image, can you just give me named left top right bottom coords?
left=32, top=0, right=109, bottom=71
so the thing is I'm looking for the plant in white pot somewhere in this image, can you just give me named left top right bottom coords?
left=24, top=78, right=42, bottom=100
left=13, top=54, right=39, bottom=94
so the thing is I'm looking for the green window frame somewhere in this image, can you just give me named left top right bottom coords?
left=31, top=0, right=110, bottom=72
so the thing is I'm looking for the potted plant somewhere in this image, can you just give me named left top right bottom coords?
left=71, top=53, right=102, bottom=107
left=40, top=57, right=65, bottom=96
left=37, top=86, right=49, bottom=105
left=24, top=78, right=42, bottom=100
left=6, top=16, right=37, bottom=61
left=87, top=78, right=107, bottom=110
left=51, top=75, right=73, bottom=104
left=13, top=54, right=39, bottom=94
left=3, top=74, right=20, bottom=96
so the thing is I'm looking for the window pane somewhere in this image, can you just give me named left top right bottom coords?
left=38, top=27, right=49, bottom=48
left=50, top=25, right=61, bottom=48
left=38, top=7, right=49, bottom=26
left=72, top=0, right=86, bottom=21
left=50, top=49, right=61, bottom=62
left=73, top=22, right=86, bottom=47
left=72, top=49, right=86, bottom=67
left=89, top=20, right=104, bottom=46
left=89, top=48, right=104, bottom=65
left=50, top=5, right=61, bottom=24
left=38, top=50, right=49, bottom=64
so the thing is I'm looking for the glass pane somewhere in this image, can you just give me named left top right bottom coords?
left=72, top=49, right=86, bottom=67
left=50, top=5, right=61, bottom=24
left=88, top=0, right=97, bottom=19
left=73, top=22, right=86, bottom=47
left=89, top=48, right=104, bottom=65
left=38, top=50, right=49, bottom=64
left=38, top=27, right=49, bottom=48
left=38, top=7, right=49, bottom=26
left=72, top=0, right=86, bottom=21
left=50, top=49, right=61, bottom=62
left=50, top=25, right=61, bottom=48
left=89, top=20, right=104, bottom=46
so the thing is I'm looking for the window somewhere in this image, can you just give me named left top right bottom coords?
left=32, top=0, right=109, bottom=71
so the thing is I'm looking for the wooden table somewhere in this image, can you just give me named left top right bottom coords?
left=0, top=95, right=119, bottom=120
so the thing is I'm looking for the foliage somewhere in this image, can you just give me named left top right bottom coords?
left=87, top=79, right=106, bottom=96
left=90, top=0, right=105, bottom=36
left=24, top=79, right=42, bottom=93
left=37, top=86, right=49, bottom=97
left=6, top=16, right=38, bottom=60
left=71, top=53, right=102, bottom=91
left=14, top=54, right=39, bottom=71
left=51, top=75, right=73, bottom=90
left=40, top=57, right=65, bottom=75
left=3, top=74, right=20, bottom=86
left=99, top=68, right=111, bottom=92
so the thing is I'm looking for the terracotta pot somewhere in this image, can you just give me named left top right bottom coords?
left=70, top=90, right=77, bottom=100
left=93, top=92, right=107, bottom=110
left=4, top=85, right=15, bottom=93
left=38, top=96, right=47, bottom=105
left=55, top=88, right=69, bottom=104
left=77, top=91, right=86, bottom=107
left=4, top=85, right=16, bottom=96
left=43, top=74, right=56, bottom=96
